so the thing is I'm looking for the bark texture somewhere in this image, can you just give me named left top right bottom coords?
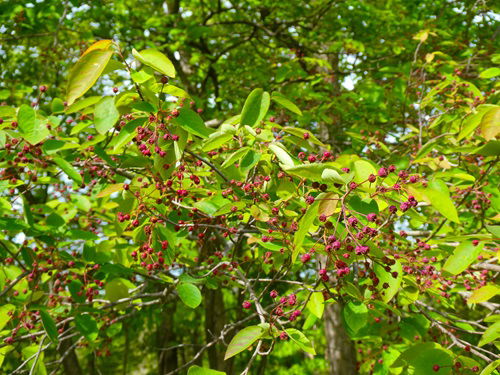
left=324, top=302, right=357, bottom=375
left=58, top=337, right=83, bottom=375
left=157, top=303, right=178, bottom=374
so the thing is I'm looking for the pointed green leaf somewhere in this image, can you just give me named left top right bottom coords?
left=40, top=310, right=58, bottom=343
left=321, top=168, right=346, bottom=184
left=480, top=106, right=500, bottom=141
left=22, top=345, right=47, bottom=375
left=66, top=49, right=114, bottom=106
left=374, top=260, right=402, bottom=302
left=479, top=67, right=500, bottom=79
left=75, top=314, right=98, bottom=341
left=240, top=89, right=270, bottom=127
left=307, top=292, right=324, bottom=318
left=443, top=241, right=484, bottom=275
left=201, top=132, right=233, bottom=152
left=478, top=321, right=500, bottom=347
left=224, top=325, right=266, bottom=360
left=468, top=285, right=500, bottom=304
left=271, top=92, right=302, bottom=116
left=53, top=157, right=82, bottom=185
left=94, top=97, right=119, bottom=134
left=177, top=283, right=202, bottom=308
left=174, top=108, right=213, bottom=138
left=285, top=328, right=316, bottom=355
left=188, top=365, right=226, bottom=375
left=0, top=304, right=15, bottom=331
left=18, top=104, right=49, bottom=145
left=342, top=301, right=368, bottom=335
left=293, top=198, right=319, bottom=261
left=269, top=143, right=295, bottom=167
left=132, top=49, right=176, bottom=77
left=282, top=127, right=326, bottom=147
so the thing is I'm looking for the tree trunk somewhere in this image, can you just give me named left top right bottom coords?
left=157, top=303, right=178, bottom=374
left=58, top=337, right=83, bottom=375
left=324, top=303, right=357, bottom=375
left=204, top=288, right=227, bottom=372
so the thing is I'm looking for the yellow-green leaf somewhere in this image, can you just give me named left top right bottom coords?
left=307, top=292, right=325, bottom=318
left=443, top=241, right=484, bottom=275
left=132, top=49, right=176, bottom=77
left=53, top=157, right=83, bottom=185
left=479, top=107, right=500, bottom=141
left=271, top=92, right=302, bottom=116
left=224, top=325, right=267, bottom=360
left=468, top=285, right=500, bottom=304
left=66, top=49, right=114, bottom=106
left=18, top=105, right=49, bottom=145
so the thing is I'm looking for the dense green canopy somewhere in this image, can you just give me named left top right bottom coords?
left=0, top=1, right=499, bottom=375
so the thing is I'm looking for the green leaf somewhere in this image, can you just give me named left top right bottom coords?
left=131, top=101, right=156, bottom=113
left=285, top=328, right=316, bottom=355
left=51, top=98, right=65, bottom=113
left=443, top=241, right=484, bottom=275
left=411, top=179, right=459, bottom=223
left=70, top=194, right=91, bottom=212
left=468, top=285, right=500, bottom=304
left=22, top=345, right=47, bottom=375
left=177, top=283, right=202, bottom=308
left=0, top=304, right=15, bottom=331
left=105, top=278, right=131, bottom=302
left=174, top=108, right=213, bottom=138
left=374, top=260, right=402, bottom=302
left=240, top=150, right=261, bottom=171
left=0, top=345, right=12, bottom=370
left=269, top=143, right=295, bottom=167
left=65, top=96, right=102, bottom=114
left=353, top=160, right=377, bottom=186
left=53, top=157, right=82, bottom=185
left=163, top=85, right=190, bottom=98
left=111, top=117, right=146, bottom=151
left=132, top=49, right=176, bottom=77
left=457, top=105, right=496, bottom=141
left=348, top=195, right=379, bottom=215
left=187, top=365, right=226, bottom=375
left=224, top=325, right=266, bottom=360
left=94, top=97, right=119, bottom=134
left=318, top=192, right=339, bottom=217
left=68, top=280, right=85, bottom=303
left=66, top=49, right=114, bottom=106
left=321, top=168, right=346, bottom=184
left=18, top=104, right=49, bottom=145
left=392, top=343, right=452, bottom=375
left=342, top=301, right=368, bottom=336
left=479, top=67, right=500, bottom=79
left=221, top=147, right=249, bottom=168
left=75, top=314, right=99, bottom=341
left=474, top=140, right=500, bottom=156
left=293, top=199, right=319, bottom=261
left=240, top=88, right=270, bottom=127
left=307, top=292, right=324, bottom=318
left=283, top=163, right=331, bottom=182
left=201, top=132, right=233, bottom=152
left=271, top=92, right=302, bottom=116
left=485, top=225, right=500, bottom=238
left=480, top=106, right=500, bottom=141
left=480, top=359, right=500, bottom=375
left=478, top=321, right=500, bottom=347
left=282, top=127, right=326, bottom=147
left=96, top=183, right=124, bottom=198
left=40, top=310, right=58, bottom=343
